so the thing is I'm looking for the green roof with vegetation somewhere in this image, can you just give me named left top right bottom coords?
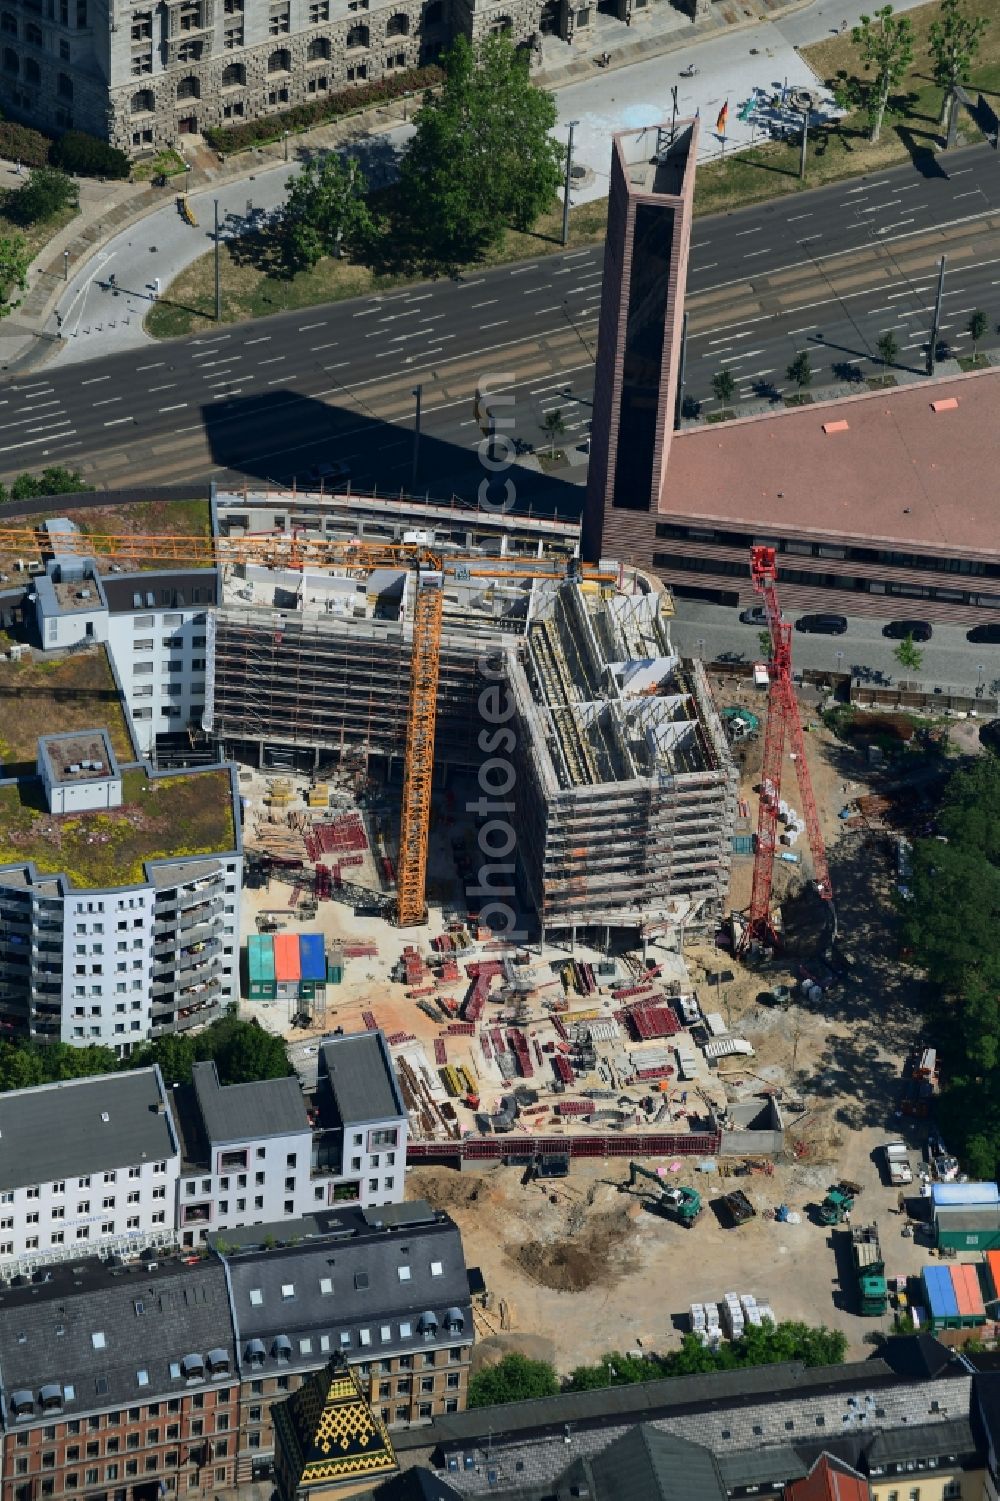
left=0, top=766, right=236, bottom=889
left=0, top=646, right=133, bottom=774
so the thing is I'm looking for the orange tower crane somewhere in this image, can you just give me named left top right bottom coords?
left=0, top=524, right=612, bottom=927
left=739, top=545, right=833, bottom=953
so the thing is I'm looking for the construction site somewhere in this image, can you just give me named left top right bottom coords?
left=205, top=489, right=738, bottom=948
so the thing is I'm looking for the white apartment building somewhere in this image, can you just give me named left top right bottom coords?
left=173, top=1030, right=409, bottom=1245
left=33, top=551, right=216, bottom=759
left=175, top=1059, right=328, bottom=1246
left=0, top=1067, right=180, bottom=1270
left=313, top=1031, right=408, bottom=1208
left=0, top=734, right=243, bottom=1050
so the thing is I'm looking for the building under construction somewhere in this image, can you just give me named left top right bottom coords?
left=507, top=581, right=737, bottom=943
left=203, top=490, right=736, bottom=940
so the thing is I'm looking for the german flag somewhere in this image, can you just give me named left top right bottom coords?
left=716, top=100, right=729, bottom=133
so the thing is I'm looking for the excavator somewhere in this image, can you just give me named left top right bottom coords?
left=623, top=1162, right=703, bottom=1228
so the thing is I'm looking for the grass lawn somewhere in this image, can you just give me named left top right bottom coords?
left=0, top=199, right=78, bottom=266
left=145, top=0, right=1000, bottom=340
left=0, top=646, right=134, bottom=774
left=132, top=148, right=188, bottom=183
left=0, top=766, right=236, bottom=888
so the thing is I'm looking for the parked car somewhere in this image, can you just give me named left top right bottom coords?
left=883, top=619, right=932, bottom=642
left=739, top=604, right=768, bottom=625
left=305, top=460, right=351, bottom=488
left=795, top=613, right=848, bottom=635
left=967, top=623, right=1000, bottom=644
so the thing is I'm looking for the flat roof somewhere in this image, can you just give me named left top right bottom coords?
left=0, top=764, right=237, bottom=889
left=39, top=730, right=116, bottom=785
left=666, top=369, right=1000, bottom=557
left=0, top=1068, right=175, bottom=1190
left=0, top=645, right=133, bottom=772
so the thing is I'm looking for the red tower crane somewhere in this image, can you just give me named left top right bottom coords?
left=739, top=546, right=833, bottom=953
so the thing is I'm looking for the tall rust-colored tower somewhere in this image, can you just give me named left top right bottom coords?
left=582, top=120, right=698, bottom=562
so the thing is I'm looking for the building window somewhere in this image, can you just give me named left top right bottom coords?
left=386, top=12, right=408, bottom=33
left=221, top=61, right=244, bottom=86
left=346, top=23, right=368, bottom=46
left=306, top=35, right=329, bottom=60
left=268, top=4, right=289, bottom=32
left=176, top=73, right=200, bottom=99
left=267, top=46, right=290, bottom=71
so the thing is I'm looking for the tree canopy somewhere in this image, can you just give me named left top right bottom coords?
left=0, top=1017, right=292, bottom=1096
left=282, top=153, right=374, bottom=271
left=901, top=755, right=1000, bottom=1176
left=468, top=1353, right=560, bottom=1408
left=928, top=0, right=987, bottom=106
left=566, top=1322, right=847, bottom=1392
left=396, top=33, right=563, bottom=266
left=851, top=6, right=915, bottom=142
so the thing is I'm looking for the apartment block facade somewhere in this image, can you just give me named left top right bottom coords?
left=0, top=749, right=242, bottom=1049
left=33, top=561, right=217, bottom=760
left=0, top=1258, right=240, bottom=1501
left=0, top=1069, right=180, bottom=1268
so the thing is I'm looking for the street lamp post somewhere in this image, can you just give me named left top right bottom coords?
left=836, top=649, right=844, bottom=676
left=283, top=130, right=290, bottom=162
left=561, top=120, right=579, bottom=248
left=977, top=663, right=985, bottom=699
left=696, top=636, right=706, bottom=661
left=63, top=249, right=69, bottom=283
left=213, top=199, right=221, bottom=324
left=411, top=384, right=422, bottom=491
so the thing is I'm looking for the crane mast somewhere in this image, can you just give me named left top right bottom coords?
left=739, top=546, right=832, bottom=953
left=0, top=523, right=612, bottom=929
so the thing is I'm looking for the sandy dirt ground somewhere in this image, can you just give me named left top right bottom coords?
left=233, top=684, right=961, bottom=1375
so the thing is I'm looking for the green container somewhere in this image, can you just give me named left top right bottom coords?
left=327, top=963, right=343, bottom=985
left=247, top=933, right=276, bottom=1001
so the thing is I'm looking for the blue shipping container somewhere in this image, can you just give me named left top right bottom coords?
left=932, top=1182, right=1000, bottom=1209
left=923, top=1265, right=959, bottom=1320
left=298, top=934, right=326, bottom=983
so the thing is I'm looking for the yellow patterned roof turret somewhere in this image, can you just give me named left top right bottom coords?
left=272, top=1354, right=398, bottom=1495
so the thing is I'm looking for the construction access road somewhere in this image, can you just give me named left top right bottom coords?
left=3, top=143, right=1000, bottom=494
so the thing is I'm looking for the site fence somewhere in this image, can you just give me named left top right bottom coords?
left=406, top=1132, right=721, bottom=1165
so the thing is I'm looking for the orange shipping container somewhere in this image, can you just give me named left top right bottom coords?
left=273, top=933, right=301, bottom=983
left=950, top=1262, right=985, bottom=1318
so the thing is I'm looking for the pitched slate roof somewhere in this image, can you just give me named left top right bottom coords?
left=0, top=1256, right=235, bottom=1419
left=224, top=1206, right=472, bottom=1374
left=318, top=1032, right=405, bottom=1127
left=0, top=1068, right=176, bottom=1192
left=191, top=1060, right=308, bottom=1144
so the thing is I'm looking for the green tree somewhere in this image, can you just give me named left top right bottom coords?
left=540, top=407, right=566, bottom=457
left=0, top=1042, right=46, bottom=1093
left=467, top=1353, right=559, bottom=1408
left=10, top=166, right=78, bottom=227
left=283, top=153, right=374, bottom=271
left=397, top=33, right=562, bottom=266
left=876, top=329, right=899, bottom=372
left=8, top=466, right=86, bottom=502
left=0, top=233, right=30, bottom=318
left=929, top=0, right=987, bottom=122
left=131, top=1032, right=198, bottom=1086
left=758, top=629, right=773, bottom=659
left=712, top=369, right=736, bottom=407
left=786, top=350, right=813, bottom=389
left=851, top=6, right=915, bottom=142
left=893, top=633, right=923, bottom=672
left=198, top=1015, right=292, bottom=1084
left=968, top=307, right=989, bottom=360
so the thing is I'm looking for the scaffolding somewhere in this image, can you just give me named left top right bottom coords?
left=508, top=582, right=738, bottom=939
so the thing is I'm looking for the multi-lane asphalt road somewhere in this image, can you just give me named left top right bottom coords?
left=2, top=143, right=1000, bottom=495
left=668, top=599, right=1000, bottom=700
